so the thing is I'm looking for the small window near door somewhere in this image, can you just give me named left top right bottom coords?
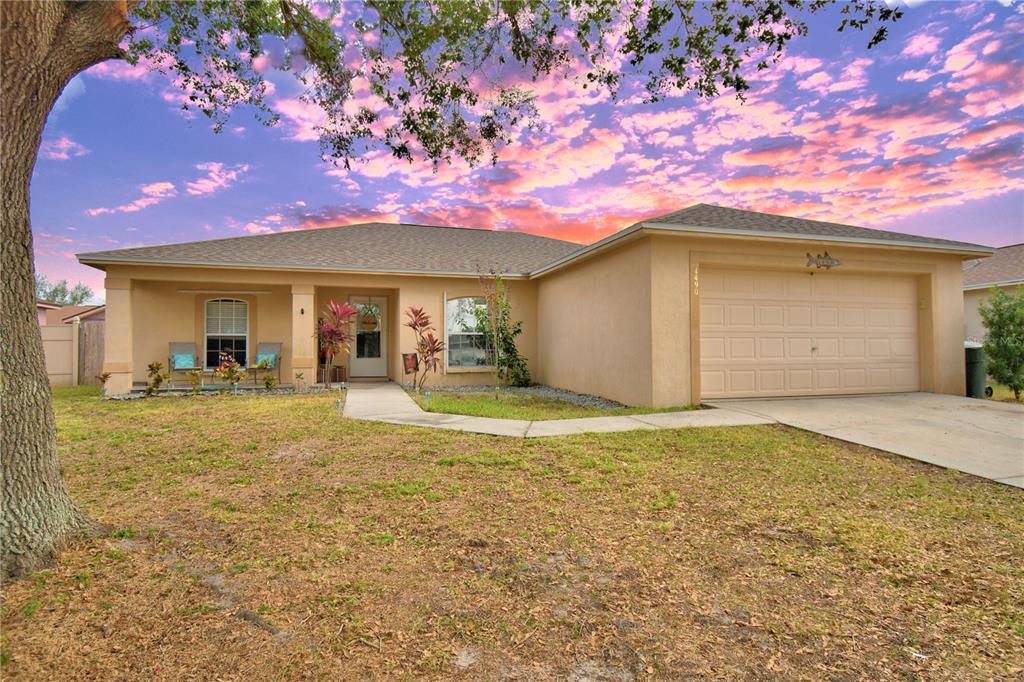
left=446, top=297, right=493, bottom=368
left=205, top=298, right=248, bottom=367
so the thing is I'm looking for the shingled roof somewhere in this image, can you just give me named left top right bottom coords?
left=79, top=204, right=993, bottom=278
left=963, top=243, right=1024, bottom=289
left=637, top=204, right=992, bottom=253
left=77, top=222, right=583, bottom=276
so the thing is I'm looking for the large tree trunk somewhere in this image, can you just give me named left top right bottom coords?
left=1, top=1, right=131, bottom=580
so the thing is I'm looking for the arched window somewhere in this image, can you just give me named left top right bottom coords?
left=205, top=298, right=248, bottom=368
left=445, top=296, right=494, bottom=368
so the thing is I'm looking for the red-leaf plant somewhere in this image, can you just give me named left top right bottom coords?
left=318, top=300, right=358, bottom=388
left=404, top=306, right=446, bottom=392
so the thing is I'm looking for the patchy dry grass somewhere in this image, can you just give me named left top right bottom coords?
left=2, top=386, right=1022, bottom=680
left=988, top=383, right=1023, bottom=403
left=411, top=390, right=694, bottom=420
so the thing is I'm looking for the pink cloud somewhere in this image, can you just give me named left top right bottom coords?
left=947, top=121, right=1024, bottom=148
left=902, top=32, right=943, bottom=58
left=273, top=97, right=325, bottom=142
left=86, top=182, right=176, bottom=217
left=40, top=136, right=88, bottom=160
left=84, top=55, right=167, bottom=82
left=898, top=69, right=934, bottom=83
left=185, top=162, right=251, bottom=196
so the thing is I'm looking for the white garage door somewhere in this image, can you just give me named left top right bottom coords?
left=700, top=268, right=919, bottom=399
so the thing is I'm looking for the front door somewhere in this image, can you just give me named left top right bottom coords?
left=349, top=295, right=387, bottom=377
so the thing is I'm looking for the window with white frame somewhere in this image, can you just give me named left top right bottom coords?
left=445, top=296, right=493, bottom=368
left=205, top=298, right=248, bottom=367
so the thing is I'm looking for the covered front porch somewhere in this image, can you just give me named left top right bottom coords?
left=99, top=265, right=531, bottom=396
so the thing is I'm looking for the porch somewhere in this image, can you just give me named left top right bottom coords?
left=100, top=269, right=527, bottom=396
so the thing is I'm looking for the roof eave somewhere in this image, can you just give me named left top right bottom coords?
left=527, top=224, right=645, bottom=277
left=963, top=278, right=1024, bottom=291
left=637, top=222, right=994, bottom=256
left=76, top=255, right=532, bottom=279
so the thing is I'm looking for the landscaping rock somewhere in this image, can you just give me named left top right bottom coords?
left=425, top=384, right=627, bottom=409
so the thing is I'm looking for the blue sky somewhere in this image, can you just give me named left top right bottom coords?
left=32, top=1, right=1024, bottom=301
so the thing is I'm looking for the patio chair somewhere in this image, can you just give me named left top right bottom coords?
left=168, top=341, right=202, bottom=388
left=252, top=342, right=283, bottom=386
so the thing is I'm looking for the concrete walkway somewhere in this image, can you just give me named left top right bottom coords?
left=343, top=382, right=773, bottom=438
left=707, top=393, right=1024, bottom=489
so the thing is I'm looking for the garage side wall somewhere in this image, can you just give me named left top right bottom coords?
left=536, top=238, right=654, bottom=406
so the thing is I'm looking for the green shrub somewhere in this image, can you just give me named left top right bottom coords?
left=980, top=286, right=1024, bottom=400
left=477, top=274, right=531, bottom=387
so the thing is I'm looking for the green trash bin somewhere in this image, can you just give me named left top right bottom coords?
left=964, top=341, right=986, bottom=398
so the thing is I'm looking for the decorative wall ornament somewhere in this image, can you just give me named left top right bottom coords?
left=806, top=251, right=842, bottom=269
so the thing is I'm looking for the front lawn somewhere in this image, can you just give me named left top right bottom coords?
left=410, top=389, right=695, bottom=420
left=2, top=387, right=1022, bottom=680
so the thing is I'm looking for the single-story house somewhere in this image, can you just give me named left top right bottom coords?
left=36, top=299, right=61, bottom=325
left=45, top=304, right=107, bottom=325
left=963, top=243, right=1023, bottom=342
left=77, top=204, right=992, bottom=406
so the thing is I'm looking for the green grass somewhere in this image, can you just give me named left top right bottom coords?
left=410, top=389, right=696, bottom=420
left=0, top=387, right=1020, bottom=680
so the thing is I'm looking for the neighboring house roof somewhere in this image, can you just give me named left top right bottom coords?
left=59, top=304, right=106, bottom=322
left=962, top=243, right=1024, bottom=290
left=77, top=204, right=993, bottom=279
left=36, top=299, right=61, bottom=310
left=77, top=222, right=582, bottom=277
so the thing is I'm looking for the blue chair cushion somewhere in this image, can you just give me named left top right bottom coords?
left=256, top=352, right=278, bottom=367
left=171, top=353, right=195, bottom=369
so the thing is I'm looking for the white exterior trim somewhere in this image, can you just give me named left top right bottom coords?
left=203, top=297, right=249, bottom=369
left=963, top=279, right=1024, bottom=292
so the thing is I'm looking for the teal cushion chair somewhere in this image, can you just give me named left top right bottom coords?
left=168, top=342, right=201, bottom=389
left=253, top=342, right=283, bottom=386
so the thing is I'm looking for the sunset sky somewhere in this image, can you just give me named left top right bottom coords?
left=32, top=0, right=1024, bottom=301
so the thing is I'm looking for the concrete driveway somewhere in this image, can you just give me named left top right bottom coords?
left=705, top=392, right=1024, bottom=488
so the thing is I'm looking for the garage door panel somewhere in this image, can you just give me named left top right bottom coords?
left=814, top=306, right=839, bottom=327
left=701, top=302, right=725, bottom=326
left=816, top=337, right=841, bottom=358
left=759, top=338, right=785, bottom=358
left=701, top=336, right=726, bottom=360
left=700, top=268, right=920, bottom=398
left=816, top=368, right=840, bottom=390
left=787, top=305, right=812, bottom=326
left=758, top=305, right=785, bottom=326
left=728, top=304, right=755, bottom=326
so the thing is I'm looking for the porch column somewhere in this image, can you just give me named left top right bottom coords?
left=291, top=284, right=316, bottom=387
left=102, top=277, right=133, bottom=395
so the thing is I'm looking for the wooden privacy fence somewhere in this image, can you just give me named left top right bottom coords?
left=41, top=320, right=105, bottom=387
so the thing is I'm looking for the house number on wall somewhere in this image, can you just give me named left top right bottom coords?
left=806, top=251, right=842, bottom=270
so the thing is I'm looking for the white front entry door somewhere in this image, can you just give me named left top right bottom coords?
left=349, top=295, right=387, bottom=377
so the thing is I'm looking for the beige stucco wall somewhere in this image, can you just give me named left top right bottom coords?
left=536, top=237, right=654, bottom=406
left=99, top=264, right=537, bottom=393
left=963, top=285, right=1024, bottom=341
left=536, top=232, right=969, bottom=406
